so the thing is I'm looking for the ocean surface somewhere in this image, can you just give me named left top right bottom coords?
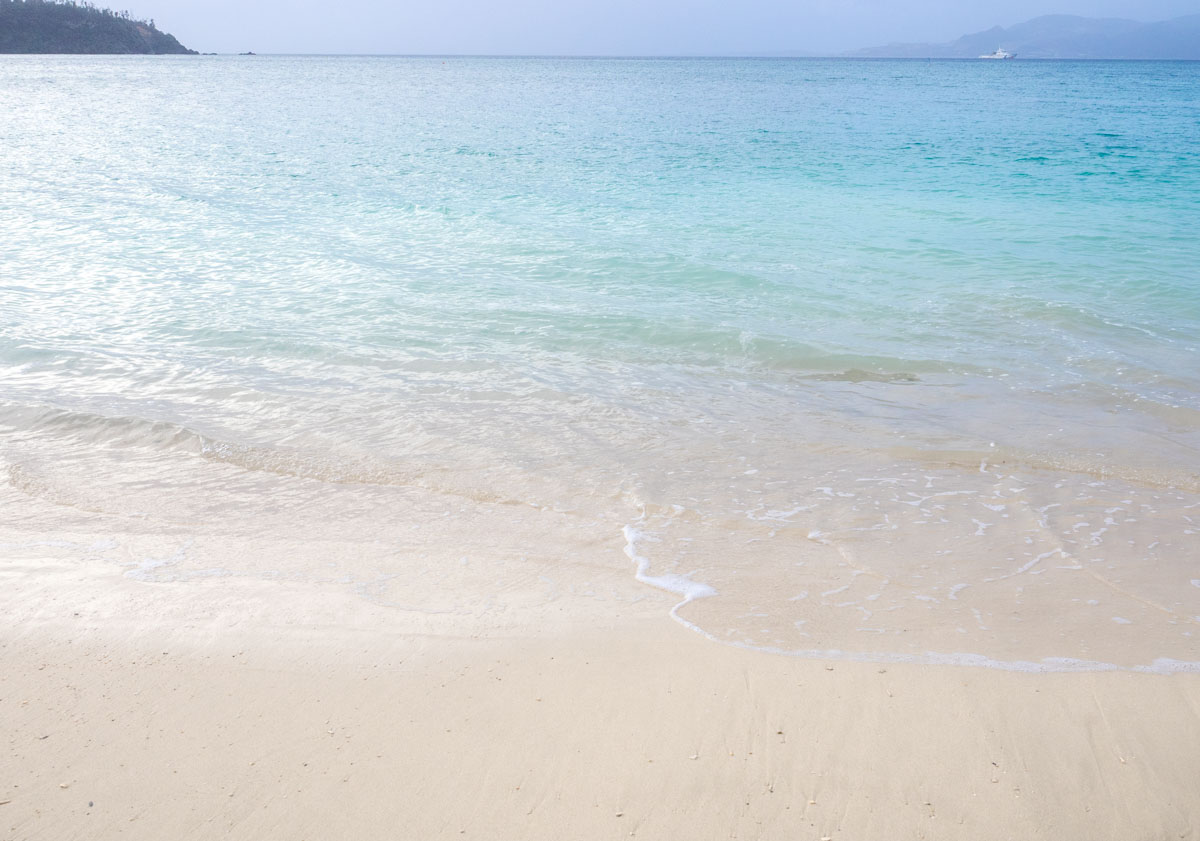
left=2, top=56, right=1198, bottom=670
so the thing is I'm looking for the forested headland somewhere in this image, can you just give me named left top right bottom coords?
left=0, top=0, right=196, bottom=53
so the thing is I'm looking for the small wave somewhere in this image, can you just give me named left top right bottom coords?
left=0, top=402, right=197, bottom=450
left=0, top=402, right=552, bottom=508
left=886, top=443, right=1200, bottom=493
left=0, top=401, right=416, bottom=487
left=801, top=369, right=920, bottom=384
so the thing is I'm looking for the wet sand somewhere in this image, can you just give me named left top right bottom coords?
left=3, top=557, right=1199, bottom=841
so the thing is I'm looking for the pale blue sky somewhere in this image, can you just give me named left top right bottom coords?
left=142, top=0, right=1200, bottom=55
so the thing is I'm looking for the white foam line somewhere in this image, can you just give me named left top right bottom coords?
left=699, top=633, right=1200, bottom=675
left=622, top=525, right=716, bottom=631
left=619, top=527, right=1200, bottom=676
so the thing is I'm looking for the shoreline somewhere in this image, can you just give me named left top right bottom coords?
left=3, top=561, right=1200, bottom=840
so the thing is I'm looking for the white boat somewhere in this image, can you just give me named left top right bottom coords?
left=979, top=47, right=1016, bottom=59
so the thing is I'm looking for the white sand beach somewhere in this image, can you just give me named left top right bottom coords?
left=3, top=538, right=1199, bottom=840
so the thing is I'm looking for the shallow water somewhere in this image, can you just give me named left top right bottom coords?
left=2, top=56, right=1198, bottom=669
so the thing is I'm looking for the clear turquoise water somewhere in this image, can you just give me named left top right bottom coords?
left=2, top=57, right=1198, bottom=668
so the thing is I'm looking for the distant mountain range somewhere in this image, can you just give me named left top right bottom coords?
left=849, top=14, right=1200, bottom=60
left=0, top=0, right=195, bottom=54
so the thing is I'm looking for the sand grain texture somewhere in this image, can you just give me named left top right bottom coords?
left=2, top=567, right=1198, bottom=841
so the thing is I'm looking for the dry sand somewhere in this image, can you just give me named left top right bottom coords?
left=3, top=552, right=1199, bottom=841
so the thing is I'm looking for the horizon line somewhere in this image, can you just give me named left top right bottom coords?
left=115, top=53, right=1200, bottom=62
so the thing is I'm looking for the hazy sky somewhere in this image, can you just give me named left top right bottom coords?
left=142, top=0, right=1200, bottom=55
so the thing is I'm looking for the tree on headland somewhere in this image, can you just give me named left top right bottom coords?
left=0, top=0, right=197, bottom=53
